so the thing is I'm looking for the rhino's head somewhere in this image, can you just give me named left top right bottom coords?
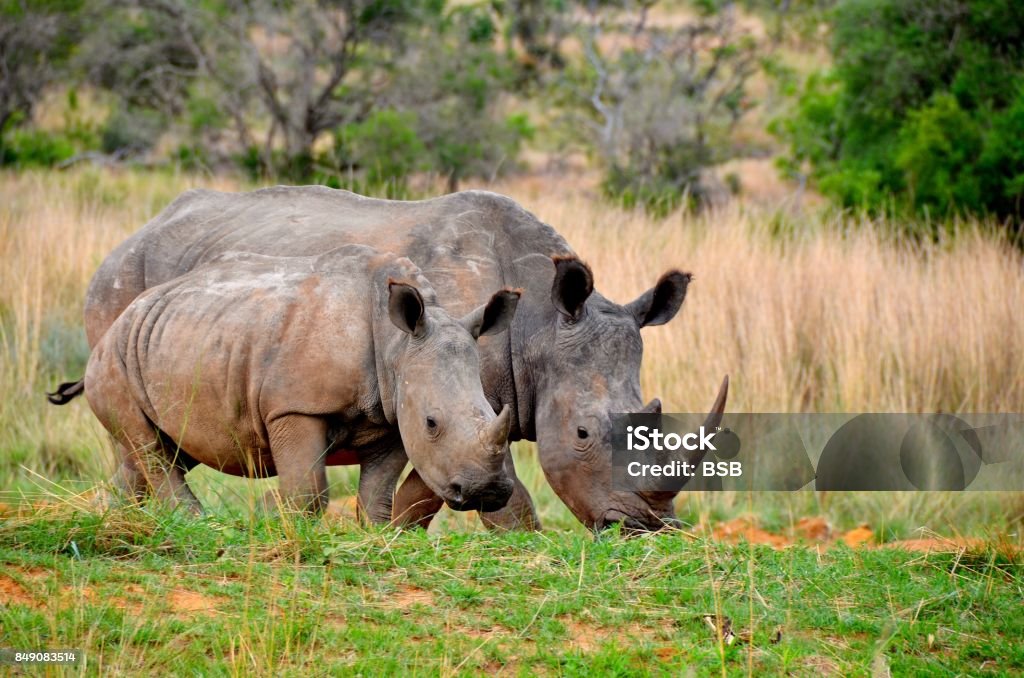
left=524, top=256, right=728, bottom=531
left=387, top=280, right=520, bottom=512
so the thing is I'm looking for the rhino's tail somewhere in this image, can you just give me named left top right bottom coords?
left=47, top=379, right=85, bottom=405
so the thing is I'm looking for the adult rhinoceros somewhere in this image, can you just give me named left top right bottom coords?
left=52, top=186, right=727, bottom=531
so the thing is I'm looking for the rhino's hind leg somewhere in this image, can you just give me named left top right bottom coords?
left=88, top=344, right=203, bottom=513
left=110, top=451, right=147, bottom=501
left=391, top=469, right=444, bottom=529
left=92, top=450, right=148, bottom=512
left=267, top=414, right=329, bottom=513
left=94, top=399, right=201, bottom=512
left=478, top=453, right=540, bottom=531
left=107, top=440, right=201, bottom=514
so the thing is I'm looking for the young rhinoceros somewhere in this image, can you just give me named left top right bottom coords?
left=83, top=245, right=520, bottom=519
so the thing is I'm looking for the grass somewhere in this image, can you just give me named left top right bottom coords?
left=1, top=500, right=1022, bottom=676
left=2, top=167, right=1024, bottom=535
left=3, top=167, right=1024, bottom=673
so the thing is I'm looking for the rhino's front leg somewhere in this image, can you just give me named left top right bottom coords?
left=267, top=414, right=329, bottom=513
left=391, top=453, right=541, bottom=531
left=391, top=469, right=444, bottom=529
left=357, top=443, right=409, bottom=525
left=478, top=451, right=540, bottom=531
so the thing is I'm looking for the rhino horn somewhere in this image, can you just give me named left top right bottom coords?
left=487, top=404, right=513, bottom=450
left=702, top=375, right=729, bottom=432
left=676, top=375, right=729, bottom=469
left=641, top=376, right=731, bottom=504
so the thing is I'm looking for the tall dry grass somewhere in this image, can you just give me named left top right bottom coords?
left=524, top=195, right=1024, bottom=415
left=2, top=167, right=1022, bottom=533
left=0, top=169, right=240, bottom=488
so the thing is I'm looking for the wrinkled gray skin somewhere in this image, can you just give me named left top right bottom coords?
left=65, top=186, right=727, bottom=530
left=83, top=245, right=519, bottom=518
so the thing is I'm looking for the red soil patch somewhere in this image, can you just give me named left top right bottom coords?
left=562, top=618, right=606, bottom=653
left=711, top=517, right=791, bottom=548
left=841, top=525, right=874, bottom=547
left=167, top=588, right=227, bottom=616
left=388, top=585, right=435, bottom=610
left=0, top=575, right=37, bottom=607
left=11, top=566, right=50, bottom=580
left=558, top=615, right=648, bottom=653
left=885, top=538, right=975, bottom=553
left=794, top=516, right=831, bottom=542
left=709, top=515, right=859, bottom=549
left=707, top=516, right=1019, bottom=556
left=0, top=568, right=100, bottom=610
left=108, top=584, right=148, bottom=615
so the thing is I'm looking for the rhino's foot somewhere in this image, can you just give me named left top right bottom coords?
left=479, top=501, right=541, bottom=531
left=259, top=488, right=327, bottom=516
left=478, top=468, right=540, bottom=531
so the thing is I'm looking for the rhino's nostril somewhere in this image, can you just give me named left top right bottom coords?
left=447, top=482, right=463, bottom=504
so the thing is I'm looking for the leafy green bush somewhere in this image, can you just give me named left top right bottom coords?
left=0, top=128, right=76, bottom=167
left=601, top=137, right=715, bottom=218
left=978, top=83, right=1024, bottom=218
left=776, top=0, right=1024, bottom=225
left=327, top=110, right=427, bottom=196
left=174, top=144, right=210, bottom=173
left=100, top=107, right=166, bottom=155
left=571, top=1, right=761, bottom=215
left=390, top=3, right=533, bottom=191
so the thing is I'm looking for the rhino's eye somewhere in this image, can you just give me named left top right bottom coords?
left=426, top=416, right=438, bottom=431
left=577, top=427, right=589, bottom=440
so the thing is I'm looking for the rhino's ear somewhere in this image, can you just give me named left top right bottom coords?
left=626, top=270, right=692, bottom=328
left=388, top=280, right=426, bottom=337
left=461, top=289, right=521, bottom=339
left=551, top=256, right=593, bottom=321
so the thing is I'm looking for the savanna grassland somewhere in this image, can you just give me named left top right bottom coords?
left=2, top=167, right=1024, bottom=675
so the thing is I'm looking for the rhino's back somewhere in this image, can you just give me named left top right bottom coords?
left=159, top=186, right=570, bottom=260
left=85, top=187, right=572, bottom=346
left=97, top=255, right=379, bottom=471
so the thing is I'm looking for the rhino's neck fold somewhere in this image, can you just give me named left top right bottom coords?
left=371, top=307, right=403, bottom=428
left=508, top=311, right=535, bottom=441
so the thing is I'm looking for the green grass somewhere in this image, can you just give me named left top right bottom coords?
left=3, top=166, right=1024, bottom=675
left=1, top=502, right=1021, bottom=676
left=3, top=165, right=1024, bottom=540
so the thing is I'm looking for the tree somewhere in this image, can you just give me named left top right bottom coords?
left=776, top=0, right=1024, bottom=225
left=0, top=1, right=84, bottom=152
left=568, top=0, right=761, bottom=213
left=85, top=0, right=433, bottom=177
left=384, top=2, right=532, bottom=191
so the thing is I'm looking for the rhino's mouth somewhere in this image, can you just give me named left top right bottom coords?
left=444, top=480, right=514, bottom=513
left=598, top=509, right=682, bottom=533
left=446, top=496, right=509, bottom=513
